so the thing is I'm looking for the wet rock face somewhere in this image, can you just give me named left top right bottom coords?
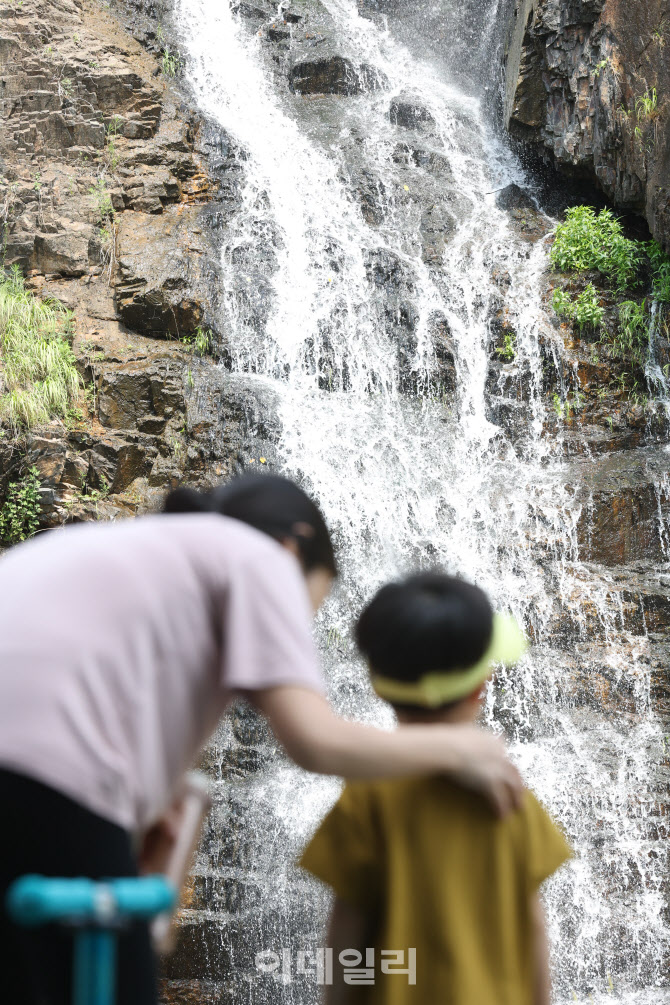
left=289, top=54, right=385, bottom=95
left=504, top=0, right=670, bottom=249
left=115, top=209, right=214, bottom=336
left=571, top=448, right=670, bottom=565
left=0, top=0, right=244, bottom=526
left=389, top=95, right=435, bottom=129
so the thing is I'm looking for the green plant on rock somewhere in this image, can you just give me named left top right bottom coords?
left=646, top=240, right=670, bottom=302
left=180, top=326, right=211, bottom=357
left=552, top=288, right=573, bottom=319
left=495, top=330, right=516, bottom=362
left=636, top=88, right=658, bottom=119
left=161, top=46, right=182, bottom=78
left=553, top=393, right=571, bottom=421
left=550, top=206, right=642, bottom=291
left=105, top=118, right=122, bottom=171
left=552, top=284, right=605, bottom=331
left=0, top=466, right=42, bottom=545
left=194, top=326, right=211, bottom=356
left=613, top=300, right=649, bottom=363
left=593, top=57, right=610, bottom=79
left=610, top=372, right=631, bottom=394
left=573, top=285, right=605, bottom=330
left=89, top=177, right=114, bottom=226
left=0, top=267, right=81, bottom=431
left=653, top=20, right=668, bottom=46
left=629, top=382, right=649, bottom=408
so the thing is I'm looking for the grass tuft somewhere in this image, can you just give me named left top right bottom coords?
left=0, top=266, right=81, bottom=431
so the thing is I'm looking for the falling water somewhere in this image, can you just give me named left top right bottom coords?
left=174, top=0, right=670, bottom=1000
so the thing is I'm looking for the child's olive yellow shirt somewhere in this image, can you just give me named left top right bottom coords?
left=300, top=778, right=572, bottom=1005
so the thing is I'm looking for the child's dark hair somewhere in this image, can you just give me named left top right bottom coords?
left=163, top=474, right=337, bottom=576
left=356, top=572, right=493, bottom=692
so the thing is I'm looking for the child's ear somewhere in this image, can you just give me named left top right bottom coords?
left=468, top=683, right=487, bottom=704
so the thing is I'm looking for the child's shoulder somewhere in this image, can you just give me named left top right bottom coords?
left=337, top=774, right=489, bottom=820
left=339, top=778, right=568, bottom=837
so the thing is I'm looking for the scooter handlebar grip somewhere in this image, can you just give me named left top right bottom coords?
left=7, top=875, right=176, bottom=926
left=108, top=876, right=176, bottom=917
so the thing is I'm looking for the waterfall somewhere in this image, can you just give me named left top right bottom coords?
left=175, top=0, right=670, bottom=1000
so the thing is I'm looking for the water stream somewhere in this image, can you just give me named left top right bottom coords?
left=175, top=0, right=670, bottom=1000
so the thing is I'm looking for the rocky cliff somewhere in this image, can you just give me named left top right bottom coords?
left=0, top=0, right=252, bottom=527
left=505, top=0, right=670, bottom=248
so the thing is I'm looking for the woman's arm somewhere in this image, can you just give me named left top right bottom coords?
left=251, top=685, right=523, bottom=816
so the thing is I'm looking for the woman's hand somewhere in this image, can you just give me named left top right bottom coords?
left=429, top=723, right=523, bottom=816
left=253, top=686, right=523, bottom=817
left=138, top=799, right=185, bottom=875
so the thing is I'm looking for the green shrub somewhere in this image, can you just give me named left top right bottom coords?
left=609, top=300, right=649, bottom=364
left=550, top=206, right=642, bottom=291
left=552, top=283, right=605, bottom=330
left=0, top=267, right=81, bottom=431
left=495, top=330, right=516, bottom=361
left=0, top=466, right=41, bottom=545
left=646, top=240, right=670, bottom=302
left=573, top=285, right=606, bottom=330
left=552, top=288, right=574, bottom=319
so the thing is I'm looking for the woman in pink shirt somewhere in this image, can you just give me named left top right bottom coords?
left=0, top=473, right=521, bottom=1005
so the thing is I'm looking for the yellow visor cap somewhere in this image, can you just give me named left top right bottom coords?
left=371, top=613, right=528, bottom=709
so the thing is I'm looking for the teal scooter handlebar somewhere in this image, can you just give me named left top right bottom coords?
left=7, top=875, right=176, bottom=1005
left=7, top=874, right=176, bottom=926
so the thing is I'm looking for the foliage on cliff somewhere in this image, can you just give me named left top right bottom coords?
left=0, top=466, right=42, bottom=545
left=550, top=205, right=670, bottom=405
left=0, top=268, right=80, bottom=432
left=550, top=207, right=642, bottom=292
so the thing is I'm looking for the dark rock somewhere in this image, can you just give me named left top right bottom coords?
left=115, top=209, right=215, bottom=337
left=34, top=230, right=94, bottom=277
left=289, top=56, right=386, bottom=96
left=389, top=96, right=434, bottom=129
left=98, top=359, right=186, bottom=432
left=429, top=313, right=457, bottom=392
left=402, top=147, right=453, bottom=181
left=158, top=980, right=224, bottom=1005
left=267, top=25, right=291, bottom=42
left=3, top=232, right=36, bottom=269
left=346, top=166, right=386, bottom=226
left=420, top=203, right=456, bottom=265
left=495, top=183, right=535, bottom=211
left=231, top=0, right=276, bottom=20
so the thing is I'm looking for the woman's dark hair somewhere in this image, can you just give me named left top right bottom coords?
left=356, top=572, right=493, bottom=682
left=163, top=474, right=337, bottom=576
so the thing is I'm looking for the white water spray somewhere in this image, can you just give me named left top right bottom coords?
left=177, top=0, right=670, bottom=1000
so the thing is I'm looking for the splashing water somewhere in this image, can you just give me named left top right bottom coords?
left=176, top=0, right=670, bottom=1000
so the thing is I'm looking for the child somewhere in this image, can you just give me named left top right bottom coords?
left=299, top=573, right=572, bottom=1005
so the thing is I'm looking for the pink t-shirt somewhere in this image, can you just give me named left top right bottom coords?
left=0, top=514, right=324, bottom=832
